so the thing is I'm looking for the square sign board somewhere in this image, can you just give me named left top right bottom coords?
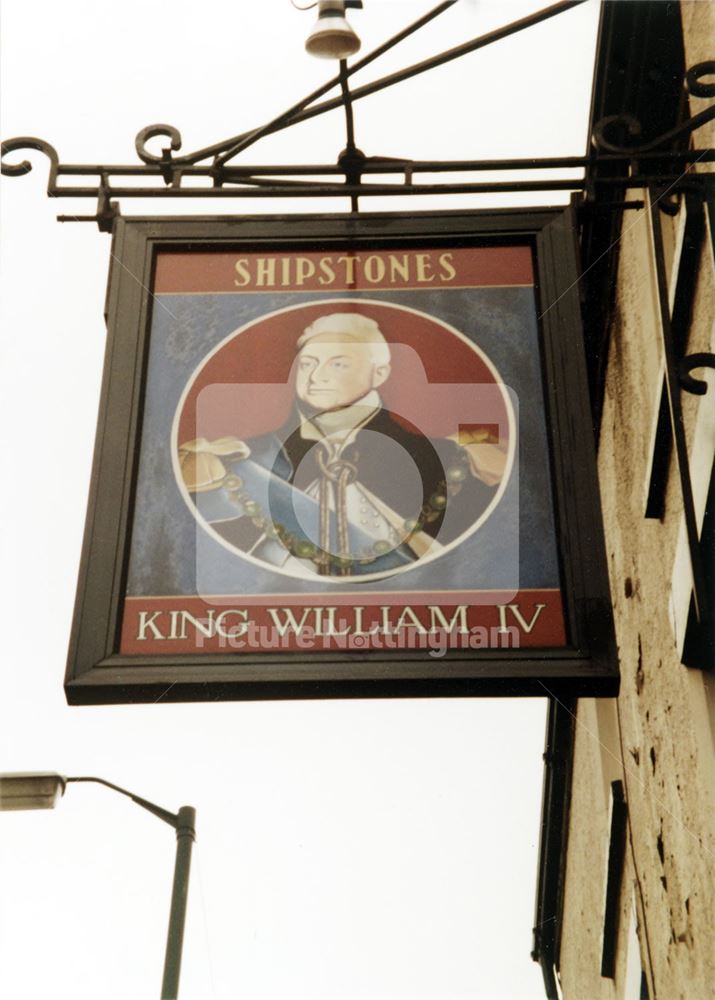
left=65, top=209, right=618, bottom=703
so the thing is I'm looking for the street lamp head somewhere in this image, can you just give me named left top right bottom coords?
left=0, top=772, right=66, bottom=811
left=305, top=1, right=361, bottom=60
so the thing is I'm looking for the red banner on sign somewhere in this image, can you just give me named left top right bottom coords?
left=120, top=590, right=566, bottom=655
left=154, top=246, right=534, bottom=294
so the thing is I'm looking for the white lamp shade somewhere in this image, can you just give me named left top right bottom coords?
left=305, top=1, right=361, bottom=60
left=0, top=772, right=66, bottom=811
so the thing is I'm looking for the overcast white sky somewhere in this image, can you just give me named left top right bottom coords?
left=0, top=2, right=601, bottom=998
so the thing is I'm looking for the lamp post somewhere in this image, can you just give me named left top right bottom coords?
left=0, top=772, right=196, bottom=1000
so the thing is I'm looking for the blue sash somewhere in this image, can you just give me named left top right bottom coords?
left=192, top=456, right=415, bottom=574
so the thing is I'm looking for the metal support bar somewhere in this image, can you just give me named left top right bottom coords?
left=209, top=1, right=458, bottom=170
left=33, top=173, right=713, bottom=198
left=645, top=193, right=706, bottom=520
left=8, top=148, right=709, bottom=180
left=37, top=175, right=704, bottom=227
left=648, top=186, right=709, bottom=623
left=31, top=1, right=587, bottom=180
left=202, top=0, right=584, bottom=172
left=338, top=59, right=361, bottom=212
left=0, top=8, right=711, bottom=228
left=3, top=140, right=712, bottom=214
left=262, top=0, right=587, bottom=149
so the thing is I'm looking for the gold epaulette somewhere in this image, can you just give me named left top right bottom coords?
left=177, top=437, right=251, bottom=492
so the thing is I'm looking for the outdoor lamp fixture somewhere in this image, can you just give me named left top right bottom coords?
left=0, top=771, right=66, bottom=810
left=305, top=0, right=362, bottom=60
left=0, top=772, right=196, bottom=1000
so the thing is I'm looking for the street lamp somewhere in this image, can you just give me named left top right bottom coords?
left=0, top=772, right=196, bottom=1000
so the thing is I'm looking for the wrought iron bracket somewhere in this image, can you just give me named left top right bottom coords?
left=54, top=171, right=121, bottom=231
left=589, top=60, right=715, bottom=220
left=591, top=62, right=715, bottom=155
left=337, top=145, right=366, bottom=186
left=95, top=178, right=121, bottom=233
left=1, top=135, right=59, bottom=185
left=2, top=3, right=712, bottom=228
left=648, top=187, right=711, bottom=633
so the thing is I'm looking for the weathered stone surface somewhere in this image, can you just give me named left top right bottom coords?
left=558, top=5, right=715, bottom=997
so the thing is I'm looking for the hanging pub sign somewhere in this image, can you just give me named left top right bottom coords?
left=65, top=210, right=618, bottom=703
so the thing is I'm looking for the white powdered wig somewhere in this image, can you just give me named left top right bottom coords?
left=297, top=313, right=391, bottom=367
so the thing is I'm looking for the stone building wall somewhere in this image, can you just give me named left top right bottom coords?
left=557, top=4, right=715, bottom=999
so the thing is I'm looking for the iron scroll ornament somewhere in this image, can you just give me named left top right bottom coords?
left=591, top=61, right=715, bottom=156
left=679, top=354, right=715, bottom=396
left=686, top=60, right=715, bottom=99
left=2, top=7, right=712, bottom=216
left=134, top=124, right=184, bottom=166
left=0, top=136, right=59, bottom=186
left=0, top=2, right=629, bottom=191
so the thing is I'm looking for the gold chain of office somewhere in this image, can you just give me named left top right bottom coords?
left=222, top=459, right=470, bottom=573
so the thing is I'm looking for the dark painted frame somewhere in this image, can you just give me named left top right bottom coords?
left=65, top=208, right=618, bottom=704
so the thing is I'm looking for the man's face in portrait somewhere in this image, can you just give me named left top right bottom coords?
left=295, top=332, right=390, bottom=412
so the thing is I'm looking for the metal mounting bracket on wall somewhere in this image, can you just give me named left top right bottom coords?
left=648, top=186, right=713, bottom=638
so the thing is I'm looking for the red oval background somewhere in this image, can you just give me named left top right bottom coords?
left=177, top=301, right=509, bottom=443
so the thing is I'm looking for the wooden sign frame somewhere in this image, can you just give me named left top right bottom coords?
left=65, top=208, right=618, bottom=703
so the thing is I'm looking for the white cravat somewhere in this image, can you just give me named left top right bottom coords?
left=295, top=392, right=440, bottom=565
left=299, top=389, right=382, bottom=445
